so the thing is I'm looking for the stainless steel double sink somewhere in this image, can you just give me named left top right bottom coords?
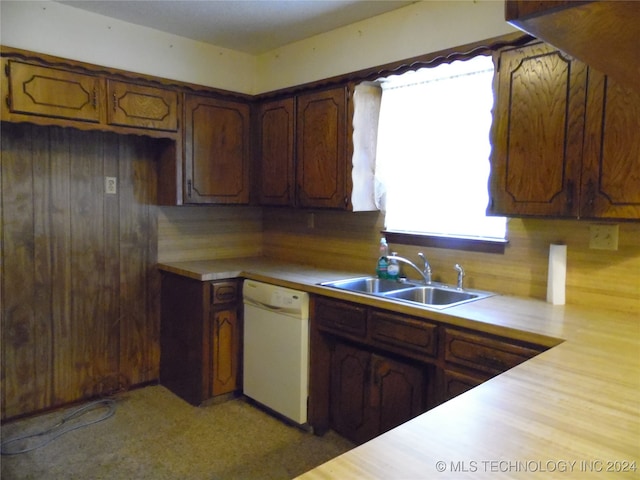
left=320, top=276, right=494, bottom=309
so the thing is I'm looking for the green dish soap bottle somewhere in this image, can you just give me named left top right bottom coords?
left=376, top=237, right=389, bottom=279
left=387, top=251, right=400, bottom=280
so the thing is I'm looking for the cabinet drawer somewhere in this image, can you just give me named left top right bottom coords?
left=107, top=80, right=178, bottom=131
left=315, top=297, right=367, bottom=338
left=370, top=310, right=437, bottom=358
left=211, top=281, right=238, bottom=305
left=7, top=60, right=103, bottom=123
left=444, top=328, right=543, bottom=375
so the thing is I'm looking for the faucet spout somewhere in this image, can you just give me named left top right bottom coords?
left=387, top=253, right=432, bottom=285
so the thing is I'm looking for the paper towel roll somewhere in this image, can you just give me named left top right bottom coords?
left=547, top=244, right=567, bottom=305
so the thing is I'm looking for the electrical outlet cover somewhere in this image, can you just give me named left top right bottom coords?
left=589, top=224, right=618, bottom=250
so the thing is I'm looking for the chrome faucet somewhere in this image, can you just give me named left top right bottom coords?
left=454, top=264, right=465, bottom=290
left=387, top=252, right=432, bottom=285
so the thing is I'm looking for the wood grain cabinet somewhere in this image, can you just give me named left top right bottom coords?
left=504, top=1, right=640, bottom=94
left=256, top=97, right=296, bottom=206
left=160, top=273, right=242, bottom=405
left=5, top=60, right=103, bottom=123
left=330, top=341, right=426, bottom=444
left=442, top=327, right=545, bottom=401
left=107, top=80, right=178, bottom=131
left=184, top=94, right=251, bottom=204
left=311, top=296, right=431, bottom=443
left=310, top=295, right=549, bottom=436
left=489, top=41, right=640, bottom=220
left=297, top=86, right=349, bottom=209
left=257, top=86, right=351, bottom=209
left=369, top=310, right=437, bottom=362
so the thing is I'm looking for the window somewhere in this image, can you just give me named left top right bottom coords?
left=372, top=55, right=507, bottom=246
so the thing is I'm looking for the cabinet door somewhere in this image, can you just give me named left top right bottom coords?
left=580, top=70, right=640, bottom=219
left=107, top=80, right=178, bottom=131
left=160, top=273, right=209, bottom=406
left=7, top=60, right=103, bottom=123
left=212, top=307, right=241, bottom=396
left=257, top=97, right=295, bottom=206
left=296, top=87, right=348, bottom=209
left=330, top=342, right=426, bottom=444
left=489, top=42, right=587, bottom=217
left=442, top=369, right=486, bottom=402
left=371, top=354, right=425, bottom=435
left=184, top=94, right=250, bottom=204
left=330, top=342, right=377, bottom=444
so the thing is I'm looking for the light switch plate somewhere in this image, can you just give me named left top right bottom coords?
left=105, top=176, right=117, bottom=195
left=589, top=224, right=618, bottom=250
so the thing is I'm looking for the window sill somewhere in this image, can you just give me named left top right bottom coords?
left=382, top=231, right=507, bottom=254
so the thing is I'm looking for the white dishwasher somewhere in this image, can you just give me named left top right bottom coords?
left=242, top=280, right=310, bottom=426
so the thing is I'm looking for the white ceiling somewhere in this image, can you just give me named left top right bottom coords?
left=57, top=0, right=416, bottom=55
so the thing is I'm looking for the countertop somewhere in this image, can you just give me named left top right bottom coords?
left=158, top=258, right=640, bottom=478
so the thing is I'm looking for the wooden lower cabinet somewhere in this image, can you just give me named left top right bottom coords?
left=330, top=341, right=426, bottom=444
left=310, top=295, right=550, bottom=441
left=442, top=369, right=486, bottom=402
left=160, top=273, right=242, bottom=405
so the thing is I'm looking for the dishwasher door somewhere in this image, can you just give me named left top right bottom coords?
left=242, top=280, right=309, bottom=425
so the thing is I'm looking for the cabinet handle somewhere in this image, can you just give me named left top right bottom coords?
left=586, top=179, right=595, bottom=207
left=369, top=358, right=379, bottom=408
left=566, top=180, right=574, bottom=211
left=187, top=179, right=192, bottom=197
left=113, top=92, right=117, bottom=112
left=477, top=353, right=506, bottom=371
left=92, top=88, right=97, bottom=108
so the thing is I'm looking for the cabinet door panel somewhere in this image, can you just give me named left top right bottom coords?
left=212, top=308, right=241, bottom=396
left=443, top=369, right=486, bottom=401
left=258, top=97, right=295, bottom=206
left=490, top=43, right=586, bottom=216
left=330, top=342, right=376, bottom=444
left=373, top=354, right=425, bottom=434
left=107, top=80, right=178, bottom=131
left=185, top=94, right=250, bottom=204
left=296, top=87, right=347, bottom=208
left=8, top=60, right=102, bottom=123
left=581, top=70, right=640, bottom=219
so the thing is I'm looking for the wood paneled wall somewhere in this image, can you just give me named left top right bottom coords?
left=263, top=208, right=640, bottom=316
left=158, top=206, right=263, bottom=262
left=1, top=123, right=160, bottom=420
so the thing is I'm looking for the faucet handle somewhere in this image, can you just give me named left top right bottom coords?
left=454, top=264, right=465, bottom=290
left=417, top=252, right=432, bottom=284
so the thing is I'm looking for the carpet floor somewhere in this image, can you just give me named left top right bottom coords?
left=1, top=385, right=354, bottom=480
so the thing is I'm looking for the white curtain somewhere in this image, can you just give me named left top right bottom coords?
left=374, top=55, right=506, bottom=239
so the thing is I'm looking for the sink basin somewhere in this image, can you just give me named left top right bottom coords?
left=321, top=276, right=418, bottom=294
left=320, top=276, right=495, bottom=309
left=383, top=285, right=494, bottom=309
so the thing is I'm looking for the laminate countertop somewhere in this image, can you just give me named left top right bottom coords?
left=158, top=258, right=640, bottom=479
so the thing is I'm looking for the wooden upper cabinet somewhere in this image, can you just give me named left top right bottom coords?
left=296, top=86, right=349, bottom=209
left=490, top=41, right=640, bottom=220
left=6, top=60, right=103, bottom=123
left=107, top=80, right=178, bottom=131
left=257, top=97, right=295, bottom=206
left=580, top=70, right=640, bottom=219
left=184, top=94, right=250, bottom=204
left=505, top=1, right=640, bottom=95
left=489, top=42, right=587, bottom=217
